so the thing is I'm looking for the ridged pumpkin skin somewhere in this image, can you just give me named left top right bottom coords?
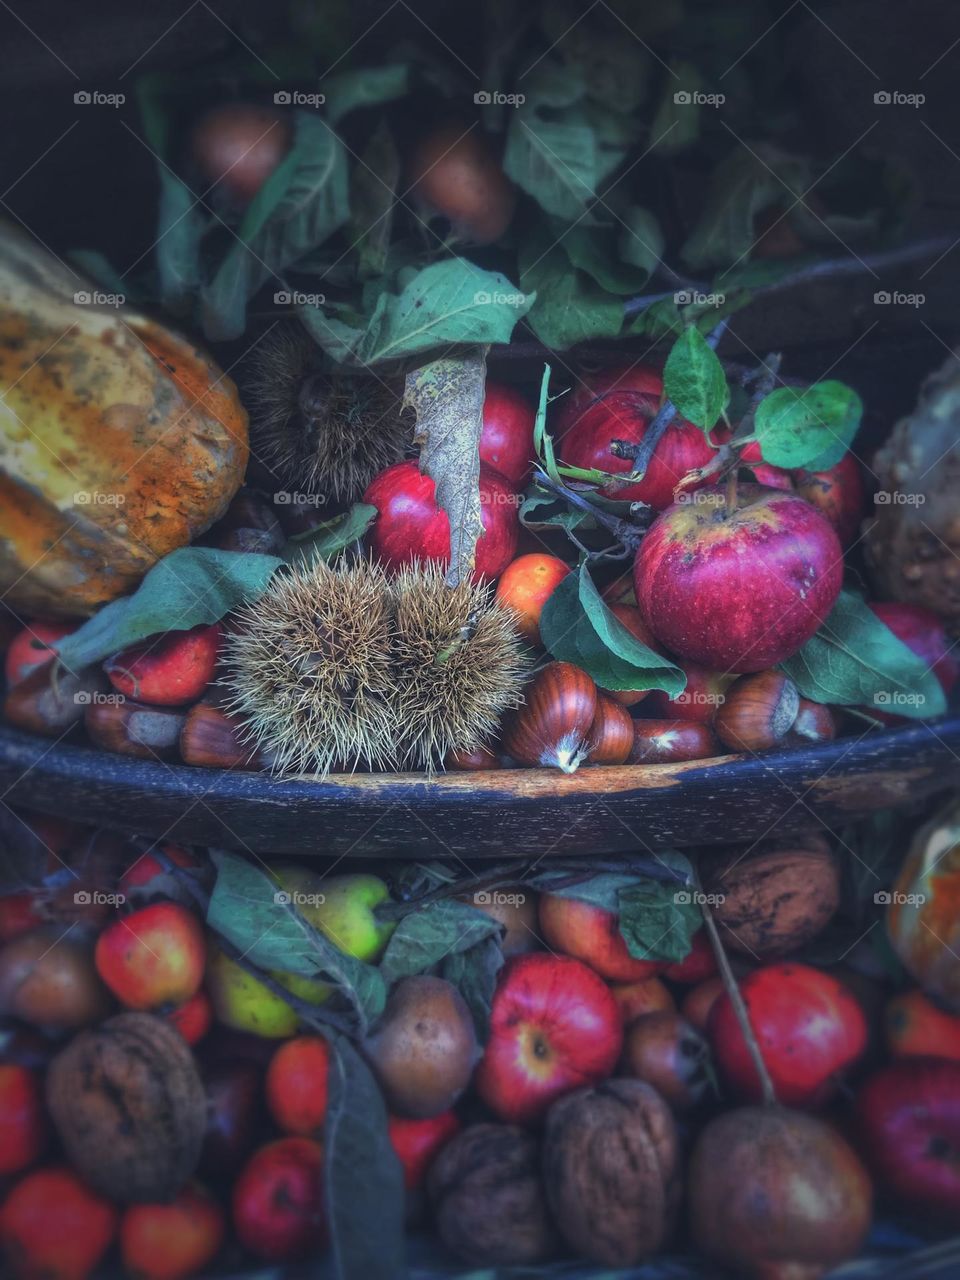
left=0, top=223, right=248, bottom=617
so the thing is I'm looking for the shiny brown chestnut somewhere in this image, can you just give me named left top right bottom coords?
left=180, top=703, right=265, bottom=770
left=714, top=670, right=799, bottom=753
left=444, top=744, right=502, bottom=771
left=4, top=665, right=110, bottom=737
left=628, top=720, right=718, bottom=764
left=85, top=698, right=185, bottom=760
left=502, top=661, right=597, bottom=773
left=586, top=693, right=634, bottom=765
left=784, top=698, right=837, bottom=747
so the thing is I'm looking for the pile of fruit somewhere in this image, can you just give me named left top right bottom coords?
left=2, top=805, right=960, bottom=1279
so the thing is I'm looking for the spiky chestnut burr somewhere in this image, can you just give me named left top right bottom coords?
left=222, top=558, right=398, bottom=776
left=390, top=562, right=530, bottom=772
left=244, top=326, right=411, bottom=503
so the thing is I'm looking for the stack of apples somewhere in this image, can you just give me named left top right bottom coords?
left=2, top=814, right=960, bottom=1279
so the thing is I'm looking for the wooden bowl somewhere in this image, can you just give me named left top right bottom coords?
left=1, top=716, right=958, bottom=858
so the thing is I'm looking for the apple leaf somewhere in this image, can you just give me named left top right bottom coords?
left=206, top=851, right=386, bottom=1033
left=323, top=63, right=410, bottom=124
left=539, top=564, right=685, bottom=695
left=754, top=382, right=863, bottom=470
left=780, top=590, right=947, bottom=719
left=520, top=233, right=625, bottom=349
left=324, top=1033, right=405, bottom=1280
left=504, top=108, right=597, bottom=221
left=663, top=326, right=729, bottom=431
left=54, top=548, right=282, bottom=672
left=618, top=879, right=700, bottom=964
left=403, top=347, right=486, bottom=587
left=441, top=936, right=505, bottom=1042
left=378, top=899, right=501, bottom=985
left=283, top=503, right=378, bottom=567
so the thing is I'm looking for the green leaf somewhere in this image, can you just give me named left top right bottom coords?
left=682, top=145, right=810, bottom=271
left=323, top=64, right=410, bottom=124
left=379, top=899, right=501, bottom=985
left=539, top=565, right=684, bottom=695
left=754, top=381, right=863, bottom=470
left=503, top=108, right=598, bottom=220
left=202, top=112, right=350, bottom=340
left=156, top=171, right=207, bottom=311
left=529, top=870, right=641, bottom=912
left=284, top=504, right=378, bottom=567
left=441, top=935, right=504, bottom=1043
left=618, top=879, right=701, bottom=963
left=206, top=851, right=386, bottom=1032
left=649, top=61, right=703, bottom=155
left=618, top=206, right=665, bottom=280
left=559, top=220, right=658, bottom=295
left=54, top=548, right=281, bottom=670
left=350, top=122, right=400, bottom=281
left=303, top=260, right=532, bottom=365
left=663, top=327, right=729, bottom=430
left=403, top=349, right=486, bottom=587
left=780, top=591, right=947, bottom=720
left=520, top=236, right=624, bottom=350
left=324, top=1034, right=405, bottom=1280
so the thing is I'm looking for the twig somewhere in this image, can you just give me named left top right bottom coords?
left=532, top=468, right=654, bottom=550
left=695, top=860, right=777, bottom=1105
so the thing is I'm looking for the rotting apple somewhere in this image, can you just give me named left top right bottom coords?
left=475, top=952, right=622, bottom=1123
left=538, top=892, right=667, bottom=982
left=364, top=460, right=519, bottom=581
left=634, top=484, right=843, bottom=672
left=556, top=364, right=723, bottom=511
left=621, top=1010, right=713, bottom=1110
left=95, top=902, right=206, bottom=1010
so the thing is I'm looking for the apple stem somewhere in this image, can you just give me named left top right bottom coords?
left=725, top=467, right=739, bottom=513
left=695, top=861, right=778, bottom=1106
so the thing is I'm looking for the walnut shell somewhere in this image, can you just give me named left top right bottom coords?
left=427, top=1123, right=557, bottom=1265
left=46, top=1012, right=206, bottom=1202
left=542, top=1079, right=680, bottom=1266
left=706, top=841, right=840, bottom=957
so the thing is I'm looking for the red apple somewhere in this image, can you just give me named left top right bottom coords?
left=474, top=952, right=623, bottom=1123
left=388, top=1110, right=460, bottom=1191
left=95, top=902, right=206, bottom=1010
left=232, top=1137, right=326, bottom=1261
left=795, top=453, right=864, bottom=548
left=480, top=382, right=536, bottom=487
left=363, top=460, right=519, bottom=581
left=538, top=892, right=667, bottom=982
left=119, top=844, right=200, bottom=897
left=710, top=963, right=867, bottom=1106
left=4, top=622, right=75, bottom=687
left=104, top=624, right=221, bottom=707
left=610, top=976, right=675, bottom=1024
left=0, top=1064, right=47, bottom=1176
left=0, top=893, right=45, bottom=943
left=265, top=1035, right=330, bottom=1137
left=634, top=484, right=843, bottom=673
left=663, top=928, right=717, bottom=983
left=120, top=1184, right=225, bottom=1280
left=856, top=1057, right=960, bottom=1220
left=165, top=988, right=213, bottom=1046
left=556, top=364, right=722, bottom=511
left=0, top=1166, right=118, bottom=1280
left=643, top=662, right=731, bottom=722
left=682, top=975, right=726, bottom=1033
left=885, top=989, right=960, bottom=1062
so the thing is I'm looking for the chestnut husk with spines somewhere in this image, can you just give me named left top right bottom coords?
left=501, top=662, right=597, bottom=773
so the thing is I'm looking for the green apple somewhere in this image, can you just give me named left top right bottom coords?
left=206, top=945, right=299, bottom=1039
left=271, top=867, right=396, bottom=961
